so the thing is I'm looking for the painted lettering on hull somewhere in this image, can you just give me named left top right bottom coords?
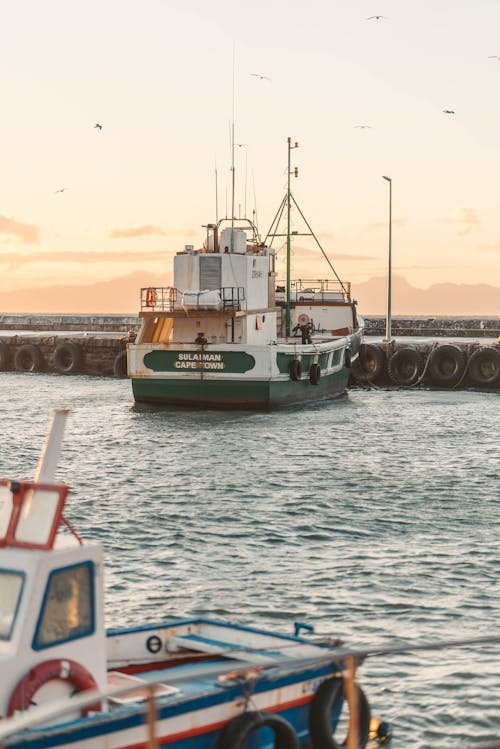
left=143, top=350, right=256, bottom=374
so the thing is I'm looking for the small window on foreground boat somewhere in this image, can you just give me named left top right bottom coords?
left=0, top=569, right=24, bottom=640
left=34, top=562, right=94, bottom=649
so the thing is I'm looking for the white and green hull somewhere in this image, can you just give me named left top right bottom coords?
left=128, top=331, right=362, bottom=409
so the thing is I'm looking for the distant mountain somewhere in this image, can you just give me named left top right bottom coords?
left=0, top=272, right=165, bottom=315
left=353, top=275, right=500, bottom=316
left=0, top=272, right=498, bottom=316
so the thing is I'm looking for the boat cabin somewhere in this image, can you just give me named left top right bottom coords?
left=0, top=479, right=107, bottom=719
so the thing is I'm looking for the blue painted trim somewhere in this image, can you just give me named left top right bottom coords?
left=0, top=567, right=25, bottom=641
left=106, top=616, right=320, bottom=646
left=32, top=561, right=96, bottom=651
left=10, top=664, right=336, bottom=748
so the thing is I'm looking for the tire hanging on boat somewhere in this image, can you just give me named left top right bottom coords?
left=113, top=350, right=128, bottom=378
left=7, top=659, right=99, bottom=717
left=14, top=344, right=43, bottom=373
left=0, top=340, right=10, bottom=371
left=426, top=344, right=467, bottom=387
left=289, top=358, right=302, bottom=381
left=467, top=346, right=500, bottom=387
left=309, top=678, right=371, bottom=749
left=309, top=363, right=321, bottom=385
left=54, top=342, right=83, bottom=374
left=216, top=710, right=299, bottom=749
left=344, top=348, right=351, bottom=369
left=387, top=346, right=424, bottom=386
left=350, top=343, right=385, bottom=383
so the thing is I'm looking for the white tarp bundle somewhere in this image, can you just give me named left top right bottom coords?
left=182, top=290, right=223, bottom=309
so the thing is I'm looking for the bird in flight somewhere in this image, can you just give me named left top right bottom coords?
left=442, top=109, right=455, bottom=114
left=94, top=123, right=102, bottom=130
left=236, top=143, right=247, bottom=147
left=366, top=15, right=388, bottom=20
left=54, top=187, right=69, bottom=194
left=354, top=124, right=372, bottom=129
left=251, top=73, right=271, bottom=81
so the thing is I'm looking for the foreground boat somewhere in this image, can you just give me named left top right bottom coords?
left=127, top=138, right=364, bottom=409
left=0, top=411, right=373, bottom=749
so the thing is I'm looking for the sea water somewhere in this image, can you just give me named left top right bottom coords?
left=1, top=373, right=499, bottom=748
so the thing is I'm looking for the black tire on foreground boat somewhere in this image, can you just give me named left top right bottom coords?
left=350, top=343, right=385, bottom=383
left=426, top=344, right=467, bottom=386
left=388, top=346, right=424, bottom=386
left=216, top=710, right=299, bottom=749
left=309, top=677, right=371, bottom=749
left=54, top=342, right=83, bottom=374
left=113, top=350, right=128, bottom=378
left=0, top=341, right=10, bottom=371
left=467, top=346, right=500, bottom=387
left=344, top=348, right=351, bottom=368
left=309, top=363, right=321, bottom=385
left=289, top=358, right=302, bottom=381
left=14, top=344, right=43, bottom=373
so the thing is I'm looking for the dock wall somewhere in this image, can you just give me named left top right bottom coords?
left=0, top=315, right=498, bottom=388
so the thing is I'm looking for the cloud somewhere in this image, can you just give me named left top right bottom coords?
left=109, top=225, right=166, bottom=239
left=0, top=214, right=39, bottom=244
left=363, top=219, right=406, bottom=232
left=435, top=208, right=480, bottom=236
left=478, top=242, right=500, bottom=252
left=0, top=250, right=170, bottom=269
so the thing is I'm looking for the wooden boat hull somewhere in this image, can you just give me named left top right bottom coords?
left=129, top=333, right=361, bottom=410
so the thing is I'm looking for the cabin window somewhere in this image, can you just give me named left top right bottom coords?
left=0, top=569, right=24, bottom=640
left=33, top=562, right=94, bottom=649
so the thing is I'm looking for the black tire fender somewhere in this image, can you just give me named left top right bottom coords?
left=344, top=348, right=351, bottom=369
left=0, top=341, right=10, bottom=371
left=216, top=710, right=299, bottom=749
left=309, top=363, right=321, bottom=385
left=388, top=346, right=424, bottom=386
left=309, top=678, right=371, bottom=749
left=289, top=358, right=302, bottom=381
left=14, top=344, right=43, bottom=373
left=54, top=342, right=83, bottom=374
left=467, top=346, right=500, bottom=387
left=426, top=344, right=467, bottom=386
left=350, top=343, right=385, bottom=383
left=113, top=350, right=128, bottom=378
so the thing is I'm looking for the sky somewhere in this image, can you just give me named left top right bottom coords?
left=1, top=0, right=499, bottom=313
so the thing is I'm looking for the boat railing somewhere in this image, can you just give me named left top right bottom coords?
left=140, top=287, right=245, bottom=313
left=276, top=279, right=351, bottom=303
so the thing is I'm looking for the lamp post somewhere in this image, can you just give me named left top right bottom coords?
left=382, top=176, right=392, bottom=342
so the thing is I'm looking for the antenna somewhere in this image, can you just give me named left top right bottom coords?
left=215, top=157, right=219, bottom=222
left=230, top=42, right=236, bottom=247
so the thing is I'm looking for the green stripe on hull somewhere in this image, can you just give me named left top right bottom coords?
left=132, top=368, right=350, bottom=410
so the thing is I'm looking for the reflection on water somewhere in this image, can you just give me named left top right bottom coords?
left=1, top=373, right=499, bottom=748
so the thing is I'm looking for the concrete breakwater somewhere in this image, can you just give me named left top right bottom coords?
left=0, top=315, right=498, bottom=388
left=351, top=340, right=500, bottom=390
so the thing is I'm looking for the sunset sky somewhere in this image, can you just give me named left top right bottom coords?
left=1, top=0, right=499, bottom=313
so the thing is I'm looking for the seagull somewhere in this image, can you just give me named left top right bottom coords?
left=366, top=15, right=388, bottom=20
left=236, top=143, right=247, bottom=147
left=251, top=73, right=271, bottom=81
left=54, top=187, right=69, bottom=194
left=442, top=109, right=455, bottom=114
left=354, top=124, right=372, bottom=129
left=94, top=123, right=102, bottom=130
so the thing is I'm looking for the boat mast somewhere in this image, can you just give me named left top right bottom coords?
left=286, top=137, right=298, bottom=337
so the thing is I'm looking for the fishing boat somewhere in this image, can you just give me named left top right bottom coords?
left=127, top=138, right=364, bottom=409
left=0, top=411, right=374, bottom=748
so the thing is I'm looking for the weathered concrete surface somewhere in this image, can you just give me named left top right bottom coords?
left=363, top=316, right=500, bottom=338
left=0, top=314, right=139, bottom=332
left=1, top=314, right=498, bottom=337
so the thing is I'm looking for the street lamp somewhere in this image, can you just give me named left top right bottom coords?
left=382, top=176, right=392, bottom=342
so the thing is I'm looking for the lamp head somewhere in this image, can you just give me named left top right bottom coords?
left=382, top=175, right=391, bottom=182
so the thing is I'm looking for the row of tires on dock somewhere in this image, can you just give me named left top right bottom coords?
left=0, top=341, right=128, bottom=377
left=351, top=343, right=500, bottom=388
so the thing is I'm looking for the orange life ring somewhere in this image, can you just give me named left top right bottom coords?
left=7, top=659, right=99, bottom=717
left=145, top=288, right=157, bottom=307
left=169, top=287, right=174, bottom=301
